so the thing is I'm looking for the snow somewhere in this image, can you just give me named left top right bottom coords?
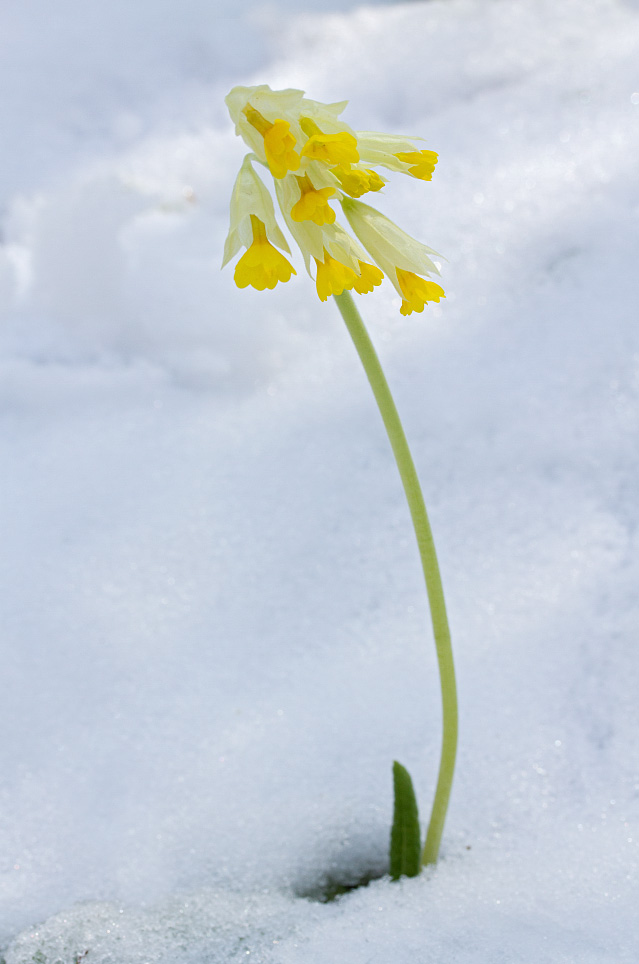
left=1, top=0, right=639, bottom=960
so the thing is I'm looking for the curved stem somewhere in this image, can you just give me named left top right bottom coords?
left=333, top=290, right=458, bottom=867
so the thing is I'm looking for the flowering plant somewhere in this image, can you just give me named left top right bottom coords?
left=223, top=85, right=457, bottom=877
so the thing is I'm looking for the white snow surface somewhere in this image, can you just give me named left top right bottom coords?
left=1, top=0, right=639, bottom=960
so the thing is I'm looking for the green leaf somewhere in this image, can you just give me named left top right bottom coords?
left=389, top=761, right=421, bottom=880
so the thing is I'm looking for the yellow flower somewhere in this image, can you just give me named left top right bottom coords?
left=239, top=105, right=300, bottom=179
left=353, top=262, right=384, bottom=295
left=397, top=270, right=445, bottom=315
left=262, top=119, right=300, bottom=178
left=291, top=175, right=336, bottom=226
left=332, top=167, right=385, bottom=198
left=222, top=153, right=292, bottom=270
left=341, top=197, right=444, bottom=310
left=314, top=247, right=383, bottom=302
left=234, top=216, right=296, bottom=291
left=224, top=85, right=445, bottom=312
left=356, top=133, right=439, bottom=178
left=300, top=117, right=360, bottom=168
left=315, top=251, right=358, bottom=301
left=394, top=150, right=439, bottom=182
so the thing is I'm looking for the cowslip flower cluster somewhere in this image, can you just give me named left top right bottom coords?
left=222, top=85, right=445, bottom=316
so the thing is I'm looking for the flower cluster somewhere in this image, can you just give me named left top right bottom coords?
left=222, top=85, right=445, bottom=315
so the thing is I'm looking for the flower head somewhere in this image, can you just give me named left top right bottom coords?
left=223, top=84, right=445, bottom=313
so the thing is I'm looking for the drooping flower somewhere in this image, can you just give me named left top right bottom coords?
left=396, top=271, right=445, bottom=315
left=290, top=174, right=336, bottom=226
left=315, top=251, right=358, bottom=301
left=333, top=167, right=385, bottom=198
left=340, top=197, right=444, bottom=315
left=353, top=261, right=384, bottom=295
left=234, top=216, right=296, bottom=290
left=299, top=117, right=360, bottom=168
left=355, top=133, right=439, bottom=181
left=223, top=84, right=445, bottom=311
left=262, top=119, right=300, bottom=179
left=394, top=151, right=438, bottom=182
left=222, top=154, right=295, bottom=290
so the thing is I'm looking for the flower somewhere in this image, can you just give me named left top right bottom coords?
left=222, top=154, right=296, bottom=289
left=223, top=84, right=444, bottom=313
left=234, top=216, right=296, bottom=290
left=356, top=133, right=439, bottom=181
left=299, top=117, right=360, bottom=168
left=340, top=197, right=444, bottom=315
left=315, top=251, right=358, bottom=301
left=314, top=250, right=384, bottom=302
left=394, top=151, right=438, bottom=182
left=333, top=167, right=385, bottom=198
left=290, top=174, right=336, bottom=226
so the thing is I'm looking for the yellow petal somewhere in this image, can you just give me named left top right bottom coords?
left=396, top=269, right=445, bottom=314
left=234, top=238, right=296, bottom=291
left=264, top=120, right=300, bottom=178
left=333, top=168, right=385, bottom=198
left=301, top=132, right=359, bottom=167
left=394, top=150, right=438, bottom=181
left=291, top=186, right=336, bottom=225
left=315, top=253, right=357, bottom=301
left=353, top=261, right=384, bottom=294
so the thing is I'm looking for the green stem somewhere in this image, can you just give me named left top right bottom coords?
left=333, top=290, right=458, bottom=867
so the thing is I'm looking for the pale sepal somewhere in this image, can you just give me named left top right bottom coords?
left=356, top=132, right=425, bottom=173
left=274, top=175, right=330, bottom=272
left=222, top=154, right=290, bottom=268
left=341, top=197, right=442, bottom=296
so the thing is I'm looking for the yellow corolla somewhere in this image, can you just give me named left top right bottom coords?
left=291, top=175, right=336, bottom=226
left=315, top=251, right=358, bottom=301
left=262, top=120, right=300, bottom=179
left=397, top=270, right=445, bottom=315
left=332, top=167, right=385, bottom=198
left=353, top=261, right=384, bottom=295
left=234, top=216, right=296, bottom=291
left=394, top=150, right=439, bottom=182
left=299, top=117, right=360, bottom=168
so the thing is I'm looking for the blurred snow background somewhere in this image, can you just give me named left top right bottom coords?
left=1, top=0, right=639, bottom=961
